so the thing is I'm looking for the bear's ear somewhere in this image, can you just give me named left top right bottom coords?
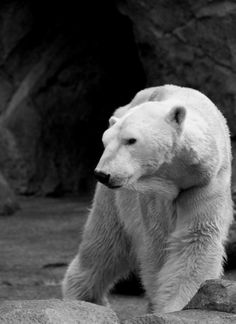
left=109, top=116, right=118, bottom=127
left=166, top=106, right=186, bottom=129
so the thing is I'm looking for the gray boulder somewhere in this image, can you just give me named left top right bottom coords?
left=122, top=279, right=236, bottom=323
left=0, top=299, right=120, bottom=324
left=185, top=279, right=236, bottom=313
left=122, top=310, right=236, bottom=324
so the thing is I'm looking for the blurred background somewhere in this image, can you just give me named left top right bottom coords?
left=1, top=0, right=236, bottom=315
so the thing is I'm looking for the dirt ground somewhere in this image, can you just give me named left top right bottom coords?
left=0, top=196, right=235, bottom=320
left=0, top=196, right=147, bottom=320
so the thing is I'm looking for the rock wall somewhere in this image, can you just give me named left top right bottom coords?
left=0, top=0, right=145, bottom=196
left=118, top=0, right=236, bottom=136
left=1, top=0, right=236, bottom=197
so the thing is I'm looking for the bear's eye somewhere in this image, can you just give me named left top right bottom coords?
left=125, top=138, right=137, bottom=145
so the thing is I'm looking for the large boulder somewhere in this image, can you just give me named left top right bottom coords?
left=185, top=279, right=236, bottom=313
left=0, top=299, right=120, bottom=324
left=123, top=279, right=236, bottom=323
left=1, top=297, right=236, bottom=324
left=123, top=310, right=236, bottom=324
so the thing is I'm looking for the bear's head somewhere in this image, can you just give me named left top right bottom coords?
left=94, top=100, right=186, bottom=191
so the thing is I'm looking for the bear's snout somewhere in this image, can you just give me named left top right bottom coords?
left=94, top=170, right=122, bottom=189
left=94, top=170, right=110, bottom=185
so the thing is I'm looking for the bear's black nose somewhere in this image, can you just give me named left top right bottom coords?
left=94, top=170, right=110, bottom=185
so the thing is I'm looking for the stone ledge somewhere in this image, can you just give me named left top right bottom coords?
left=122, top=309, right=236, bottom=324
left=185, top=279, right=236, bottom=313
left=0, top=299, right=120, bottom=324
left=1, top=280, right=236, bottom=323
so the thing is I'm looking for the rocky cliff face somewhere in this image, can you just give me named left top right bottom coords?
left=0, top=0, right=236, bottom=198
left=0, top=0, right=144, bottom=196
left=118, top=0, right=236, bottom=136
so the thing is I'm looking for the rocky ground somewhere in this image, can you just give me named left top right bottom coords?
left=1, top=196, right=236, bottom=322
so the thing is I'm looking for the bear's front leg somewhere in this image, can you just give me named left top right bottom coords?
left=62, top=184, right=135, bottom=304
left=152, top=184, right=233, bottom=313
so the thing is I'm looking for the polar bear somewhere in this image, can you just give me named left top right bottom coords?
left=62, top=85, right=233, bottom=313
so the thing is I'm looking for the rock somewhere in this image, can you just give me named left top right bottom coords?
left=118, top=0, right=236, bottom=136
left=0, top=299, right=120, bottom=324
left=110, top=295, right=147, bottom=322
left=122, top=310, right=236, bottom=324
left=122, top=279, right=236, bottom=323
left=185, top=279, right=236, bottom=313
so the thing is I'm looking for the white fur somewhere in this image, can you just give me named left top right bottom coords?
left=62, top=85, right=233, bottom=313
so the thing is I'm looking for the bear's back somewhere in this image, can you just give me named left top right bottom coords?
left=118, top=85, right=227, bottom=134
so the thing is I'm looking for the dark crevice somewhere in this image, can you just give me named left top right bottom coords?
left=0, top=0, right=145, bottom=195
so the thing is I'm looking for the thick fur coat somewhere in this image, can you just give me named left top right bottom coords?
left=62, top=85, right=233, bottom=313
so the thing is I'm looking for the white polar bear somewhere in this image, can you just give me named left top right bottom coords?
left=62, top=85, right=233, bottom=313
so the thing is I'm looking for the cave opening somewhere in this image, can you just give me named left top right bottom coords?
left=0, top=0, right=145, bottom=196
